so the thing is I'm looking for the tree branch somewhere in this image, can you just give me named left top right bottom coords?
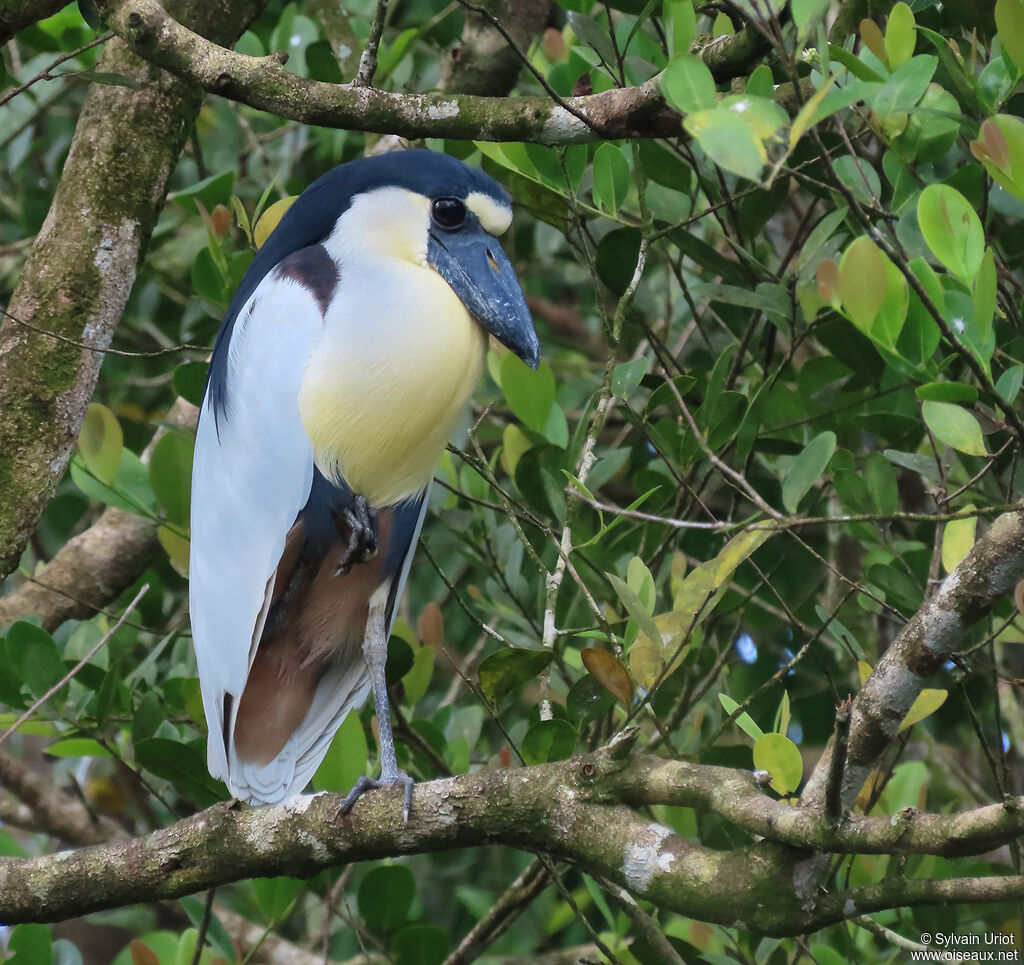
left=0, top=0, right=266, bottom=581
left=0, top=0, right=70, bottom=45
left=802, top=504, right=1024, bottom=812
left=93, top=0, right=682, bottom=143
left=7, top=744, right=1024, bottom=933
left=0, top=400, right=198, bottom=631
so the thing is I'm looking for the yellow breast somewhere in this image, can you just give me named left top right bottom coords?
left=298, top=261, right=485, bottom=507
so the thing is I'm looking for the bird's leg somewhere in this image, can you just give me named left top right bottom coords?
left=339, top=597, right=415, bottom=821
left=335, top=494, right=379, bottom=576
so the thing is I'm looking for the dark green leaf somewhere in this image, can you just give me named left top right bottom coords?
left=149, top=430, right=194, bottom=526
left=392, top=924, right=450, bottom=965
left=522, top=719, right=578, bottom=764
left=358, top=865, right=415, bottom=933
left=478, top=647, right=554, bottom=706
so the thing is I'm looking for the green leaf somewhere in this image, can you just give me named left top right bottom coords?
left=684, top=106, right=766, bottom=181
left=171, top=170, right=235, bottom=215
left=501, top=354, right=555, bottom=434
left=792, top=0, right=831, bottom=36
left=665, top=0, right=697, bottom=56
left=312, top=710, right=368, bottom=793
left=996, top=365, right=1023, bottom=404
left=914, top=382, right=978, bottom=404
left=995, top=0, right=1024, bottom=72
left=612, top=357, right=649, bottom=400
left=864, top=451, right=899, bottom=516
left=752, top=732, right=803, bottom=794
left=898, top=688, right=947, bottom=731
left=921, top=400, right=988, bottom=456
left=660, top=54, right=716, bottom=114
left=149, top=430, right=195, bottom=527
left=942, top=510, right=976, bottom=573
left=838, top=237, right=886, bottom=333
left=45, top=737, right=113, bottom=758
left=253, top=196, right=297, bottom=249
left=522, top=719, right=578, bottom=764
left=592, top=143, right=630, bottom=213
left=358, top=865, right=415, bottom=933
left=7, top=924, right=53, bottom=965
left=173, top=361, right=208, bottom=407
left=478, top=647, right=554, bottom=706
left=78, top=402, right=123, bottom=486
left=134, top=738, right=224, bottom=806
left=566, top=674, right=616, bottom=724
left=5, top=621, right=65, bottom=700
left=782, top=431, right=836, bottom=513
left=872, top=55, right=936, bottom=116
left=718, top=693, right=764, bottom=741
left=392, top=923, right=450, bottom=965
left=973, top=248, right=997, bottom=343
left=917, top=184, right=985, bottom=284
left=567, top=11, right=617, bottom=65
left=180, top=895, right=235, bottom=964
left=607, top=574, right=662, bottom=650
left=884, top=3, right=917, bottom=71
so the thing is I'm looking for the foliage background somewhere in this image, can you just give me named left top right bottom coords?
left=0, top=0, right=1023, bottom=962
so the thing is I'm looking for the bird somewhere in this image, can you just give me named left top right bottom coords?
left=188, top=150, right=539, bottom=815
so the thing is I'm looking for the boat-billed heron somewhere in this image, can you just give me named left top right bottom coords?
left=188, top=151, right=538, bottom=815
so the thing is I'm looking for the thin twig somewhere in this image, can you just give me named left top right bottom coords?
left=0, top=305, right=207, bottom=358
left=0, top=32, right=114, bottom=109
left=825, top=697, right=852, bottom=826
left=190, top=888, right=217, bottom=965
left=0, top=584, right=149, bottom=749
left=353, top=0, right=390, bottom=86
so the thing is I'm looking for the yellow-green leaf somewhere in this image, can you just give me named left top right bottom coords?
left=78, top=402, right=123, bottom=486
left=917, top=184, right=985, bottom=285
left=157, top=525, right=189, bottom=577
left=500, top=423, right=533, bottom=478
left=884, top=3, right=916, bottom=70
left=753, top=732, right=803, bottom=794
left=921, top=400, right=988, bottom=456
left=995, top=0, right=1024, bottom=72
left=253, top=196, right=297, bottom=249
left=839, top=236, right=886, bottom=332
left=941, top=511, right=977, bottom=574
left=898, top=688, right=947, bottom=732
left=858, top=660, right=873, bottom=685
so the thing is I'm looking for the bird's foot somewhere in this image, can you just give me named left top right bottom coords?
left=338, top=770, right=415, bottom=823
left=335, top=495, right=379, bottom=576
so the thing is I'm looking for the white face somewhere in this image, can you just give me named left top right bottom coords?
left=326, top=185, right=513, bottom=269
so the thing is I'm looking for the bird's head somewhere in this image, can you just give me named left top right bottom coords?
left=311, top=151, right=540, bottom=370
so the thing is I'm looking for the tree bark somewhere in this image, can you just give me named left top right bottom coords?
left=0, top=0, right=265, bottom=581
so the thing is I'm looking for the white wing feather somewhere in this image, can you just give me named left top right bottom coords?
left=189, top=274, right=322, bottom=786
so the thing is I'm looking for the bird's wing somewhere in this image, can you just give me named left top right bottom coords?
left=228, top=488, right=429, bottom=803
left=189, top=261, right=325, bottom=788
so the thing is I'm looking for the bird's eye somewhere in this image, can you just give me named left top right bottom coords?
left=431, top=198, right=467, bottom=230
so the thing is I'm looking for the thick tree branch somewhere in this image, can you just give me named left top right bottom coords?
left=0, top=749, right=121, bottom=845
left=0, top=0, right=69, bottom=44
left=0, top=400, right=198, bottom=631
left=440, top=0, right=550, bottom=97
left=93, top=0, right=681, bottom=143
left=802, top=504, right=1024, bottom=812
left=6, top=743, right=1024, bottom=933
left=0, top=0, right=265, bottom=581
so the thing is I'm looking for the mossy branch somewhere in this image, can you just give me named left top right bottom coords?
left=93, top=0, right=685, bottom=143
left=5, top=742, right=1024, bottom=934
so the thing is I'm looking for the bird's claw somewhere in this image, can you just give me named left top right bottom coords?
left=335, top=495, right=379, bottom=575
left=338, top=770, right=415, bottom=823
